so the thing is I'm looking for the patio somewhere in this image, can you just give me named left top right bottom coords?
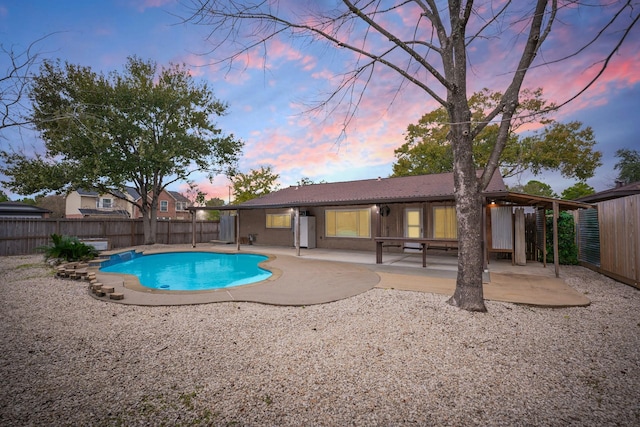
left=90, top=244, right=590, bottom=307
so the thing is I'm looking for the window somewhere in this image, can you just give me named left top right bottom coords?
left=176, top=201, right=187, bottom=211
left=160, top=200, right=169, bottom=212
left=433, top=205, right=457, bottom=239
left=325, top=208, right=370, bottom=238
left=266, top=213, right=291, bottom=228
left=99, top=198, right=112, bottom=209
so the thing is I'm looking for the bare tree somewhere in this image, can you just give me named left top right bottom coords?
left=185, top=1, right=639, bottom=312
left=0, top=35, right=52, bottom=132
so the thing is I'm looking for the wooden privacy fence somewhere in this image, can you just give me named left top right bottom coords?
left=576, top=194, right=639, bottom=289
left=0, top=218, right=220, bottom=257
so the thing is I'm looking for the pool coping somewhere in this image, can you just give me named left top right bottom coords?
left=89, top=246, right=381, bottom=306
left=96, top=250, right=283, bottom=294
left=84, top=244, right=591, bottom=308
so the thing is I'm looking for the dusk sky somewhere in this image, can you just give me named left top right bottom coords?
left=1, top=0, right=639, bottom=202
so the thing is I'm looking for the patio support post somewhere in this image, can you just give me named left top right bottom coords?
left=375, top=204, right=382, bottom=264
left=482, top=198, right=488, bottom=271
left=236, top=210, right=241, bottom=251
left=553, top=201, right=560, bottom=278
left=541, top=207, right=547, bottom=268
left=295, top=207, right=300, bottom=256
left=376, top=204, right=382, bottom=238
left=191, top=209, right=196, bottom=248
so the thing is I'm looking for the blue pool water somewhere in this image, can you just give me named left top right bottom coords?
left=100, top=251, right=272, bottom=290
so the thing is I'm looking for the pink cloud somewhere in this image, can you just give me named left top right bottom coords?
left=181, top=175, right=233, bottom=203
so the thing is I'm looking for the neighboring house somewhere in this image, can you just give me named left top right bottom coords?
left=153, top=191, right=191, bottom=220
left=65, top=188, right=140, bottom=219
left=66, top=187, right=191, bottom=220
left=576, top=180, right=640, bottom=203
left=210, top=170, right=589, bottom=271
left=0, top=202, right=51, bottom=218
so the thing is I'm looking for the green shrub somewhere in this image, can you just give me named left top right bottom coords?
left=545, top=211, right=579, bottom=265
left=39, top=233, right=99, bottom=262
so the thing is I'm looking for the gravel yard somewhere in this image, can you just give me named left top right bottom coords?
left=1, top=254, right=639, bottom=426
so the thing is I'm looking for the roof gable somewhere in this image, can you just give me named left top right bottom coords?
left=168, top=190, right=189, bottom=203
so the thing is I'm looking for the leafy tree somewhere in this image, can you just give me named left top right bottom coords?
left=186, top=1, right=639, bottom=312
left=561, top=182, right=595, bottom=200
left=392, top=89, right=601, bottom=180
left=36, top=194, right=66, bottom=218
left=0, top=190, right=9, bottom=202
left=204, top=197, right=225, bottom=221
left=231, top=166, right=280, bottom=204
left=297, top=177, right=327, bottom=186
left=509, top=180, right=557, bottom=198
left=0, top=56, right=243, bottom=244
left=614, top=148, right=640, bottom=185
left=17, top=197, right=36, bottom=205
left=182, top=185, right=207, bottom=207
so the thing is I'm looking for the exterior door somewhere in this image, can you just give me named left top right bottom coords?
left=404, top=208, right=423, bottom=252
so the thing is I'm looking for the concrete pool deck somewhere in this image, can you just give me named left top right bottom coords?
left=90, top=244, right=591, bottom=307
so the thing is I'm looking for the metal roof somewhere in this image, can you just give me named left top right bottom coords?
left=495, top=192, right=594, bottom=210
left=0, top=202, right=51, bottom=217
left=202, top=171, right=509, bottom=210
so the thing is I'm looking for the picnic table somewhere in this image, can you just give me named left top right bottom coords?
left=374, top=237, right=458, bottom=267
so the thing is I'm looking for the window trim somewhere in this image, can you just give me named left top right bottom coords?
left=266, top=213, right=292, bottom=229
left=160, top=200, right=169, bottom=212
left=432, top=205, right=457, bottom=239
left=325, top=208, right=371, bottom=239
left=99, top=198, right=113, bottom=209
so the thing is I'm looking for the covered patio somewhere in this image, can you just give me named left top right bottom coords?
left=189, top=172, right=593, bottom=280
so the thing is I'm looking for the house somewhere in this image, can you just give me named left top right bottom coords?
left=0, top=202, right=51, bottom=218
left=155, top=191, right=191, bottom=220
left=66, top=188, right=191, bottom=220
left=198, top=171, right=591, bottom=274
left=65, top=188, right=139, bottom=219
left=575, top=180, right=640, bottom=203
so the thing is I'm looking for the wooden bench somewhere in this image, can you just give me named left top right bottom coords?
left=374, top=237, right=458, bottom=267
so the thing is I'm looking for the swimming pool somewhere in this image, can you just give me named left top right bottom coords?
left=100, top=251, right=272, bottom=291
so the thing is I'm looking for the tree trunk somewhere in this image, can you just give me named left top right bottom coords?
left=447, top=100, right=487, bottom=312
left=447, top=180, right=486, bottom=312
left=149, top=204, right=157, bottom=244
left=141, top=201, right=157, bottom=245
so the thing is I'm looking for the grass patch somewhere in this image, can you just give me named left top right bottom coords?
left=16, top=263, right=45, bottom=269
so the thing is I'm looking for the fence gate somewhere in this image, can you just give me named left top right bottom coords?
left=219, top=215, right=236, bottom=243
